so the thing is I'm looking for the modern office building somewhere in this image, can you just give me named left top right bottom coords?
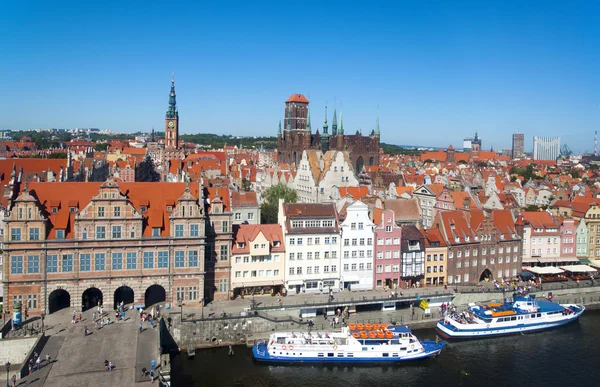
left=512, top=133, right=525, bottom=159
left=533, top=136, right=560, bottom=161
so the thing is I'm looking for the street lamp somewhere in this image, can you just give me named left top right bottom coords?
left=5, top=362, right=10, bottom=387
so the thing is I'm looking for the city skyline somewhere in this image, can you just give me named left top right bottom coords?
left=1, top=1, right=600, bottom=151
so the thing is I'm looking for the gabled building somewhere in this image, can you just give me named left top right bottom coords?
left=231, top=224, right=285, bottom=297
left=412, top=185, right=438, bottom=228
left=421, top=228, right=448, bottom=287
left=374, top=209, right=402, bottom=289
left=339, top=201, right=375, bottom=290
left=400, top=225, right=425, bottom=288
left=203, top=186, right=233, bottom=301
left=3, top=180, right=206, bottom=316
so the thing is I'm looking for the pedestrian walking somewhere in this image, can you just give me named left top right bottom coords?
left=139, top=322, right=143, bottom=333
left=11, top=374, right=16, bottom=387
left=72, top=310, right=76, bottom=324
left=45, top=354, right=51, bottom=365
left=92, top=312, right=96, bottom=321
left=84, top=326, right=89, bottom=336
left=35, top=356, right=41, bottom=370
left=141, top=367, right=147, bottom=377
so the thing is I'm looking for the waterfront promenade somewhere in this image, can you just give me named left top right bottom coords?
left=11, top=305, right=158, bottom=387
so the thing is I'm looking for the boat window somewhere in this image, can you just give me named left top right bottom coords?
left=393, top=353, right=399, bottom=357
left=510, top=317, right=517, bottom=321
left=328, top=353, right=334, bottom=357
left=318, top=353, right=324, bottom=357
left=277, top=337, right=285, bottom=344
left=537, top=313, right=541, bottom=317
left=383, top=353, right=389, bottom=357
left=362, top=347, right=368, bottom=351
left=531, top=314, right=535, bottom=318
left=400, top=347, right=407, bottom=350
left=347, top=353, right=354, bottom=357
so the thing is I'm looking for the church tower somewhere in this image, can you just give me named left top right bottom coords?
left=165, top=73, right=179, bottom=149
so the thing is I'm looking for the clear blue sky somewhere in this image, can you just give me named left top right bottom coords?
left=1, top=1, right=599, bottom=152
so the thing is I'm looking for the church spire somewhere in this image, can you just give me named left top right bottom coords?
left=332, top=105, right=338, bottom=135
left=278, top=120, right=282, bottom=135
left=166, top=72, right=178, bottom=119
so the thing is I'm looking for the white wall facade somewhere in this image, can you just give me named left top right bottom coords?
left=340, top=201, right=375, bottom=290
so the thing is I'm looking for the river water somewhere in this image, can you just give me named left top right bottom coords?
left=171, top=310, right=600, bottom=387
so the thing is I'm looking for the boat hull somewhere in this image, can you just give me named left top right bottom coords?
left=252, top=340, right=445, bottom=364
left=436, top=311, right=583, bottom=340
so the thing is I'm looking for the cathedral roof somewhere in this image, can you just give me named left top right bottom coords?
left=286, top=94, right=309, bottom=103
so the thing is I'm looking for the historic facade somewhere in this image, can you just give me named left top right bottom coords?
left=165, top=74, right=180, bottom=150
left=277, top=94, right=381, bottom=172
left=3, top=180, right=206, bottom=316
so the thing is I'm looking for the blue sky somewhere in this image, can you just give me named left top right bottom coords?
left=1, top=1, right=599, bottom=152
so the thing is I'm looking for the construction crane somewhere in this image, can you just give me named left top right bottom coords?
left=560, top=144, right=572, bottom=158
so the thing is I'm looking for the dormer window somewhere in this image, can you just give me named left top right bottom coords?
left=70, top=207, right=77, bottom=213
left=167, top=206, right=173, bottom=212
left=273, top=241, right=280, bottom=247
left=56, top=229, right=65, bottom=239
left=237, top=242, right=245, bottom=248
left=52, top=207, right=58, bottom=214
left=141, top=206, right=147, bottom=212
left=153, top=228, right=161, bottom=237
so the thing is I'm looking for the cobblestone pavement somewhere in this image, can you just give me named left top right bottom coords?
left=14, top=304, right=157, bottom=387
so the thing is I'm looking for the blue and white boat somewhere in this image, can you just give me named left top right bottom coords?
left=436, top=295, right=585, bottom=339
left=252, top=325, right=445, bottom=363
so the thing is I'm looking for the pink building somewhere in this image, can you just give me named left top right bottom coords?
left=560, top=218, right=577, bottom=257
left=374, top=209, right=403, bottom=289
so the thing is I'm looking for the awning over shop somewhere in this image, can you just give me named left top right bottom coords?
left=588, top=260, right=600, bottom=269
left=524, top=266, right=564, bottom=275
left=518, top=271, right=535, bottom=278
left=523, top=257, right=580, bottom=263
left=559, top=265, right=598, bottom=273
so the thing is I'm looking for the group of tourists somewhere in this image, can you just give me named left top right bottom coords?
left=28, top=352, right=51, bottom=374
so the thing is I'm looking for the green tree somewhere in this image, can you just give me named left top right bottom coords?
left=570, top=170, right=580, bottom=179
left=241, top=178, right=252, bottom=192
left=94, top=143, right=109, bottom=152
left=260, top=183, right=298, bottom=224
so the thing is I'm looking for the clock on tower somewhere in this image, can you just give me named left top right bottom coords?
left=165, top=74, right=179, bottom=149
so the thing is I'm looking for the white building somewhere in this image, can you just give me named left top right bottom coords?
left=294, top=150, right=358, bottom=203
left=340, top=201, right=375, bottom=290
left=279, top=200, right=341, bottom=294
left=533, top=136, right=560, bottom=161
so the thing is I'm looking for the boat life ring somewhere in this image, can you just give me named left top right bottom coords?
left=333, top=344, right=338, bottom=350
left=289, top=345, right=294, bottom=350
left=486, top=324, right=490, bottom=328
left=282, top=345, right=287, bottom=350
left=411, top=344, right=415, bottom=349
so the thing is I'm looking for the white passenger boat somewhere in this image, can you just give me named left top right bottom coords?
left=252, top=324, right=445, bottom=363
left=436, top=295, right=584, bottom=339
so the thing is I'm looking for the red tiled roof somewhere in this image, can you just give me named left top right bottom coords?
left=286, top=94, right=309, bottom=103
left=232, top=191, right=258, bottom=207
left=22, top=182, right=206, bottom=239
left=232, top=224, right=285, bottom=254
